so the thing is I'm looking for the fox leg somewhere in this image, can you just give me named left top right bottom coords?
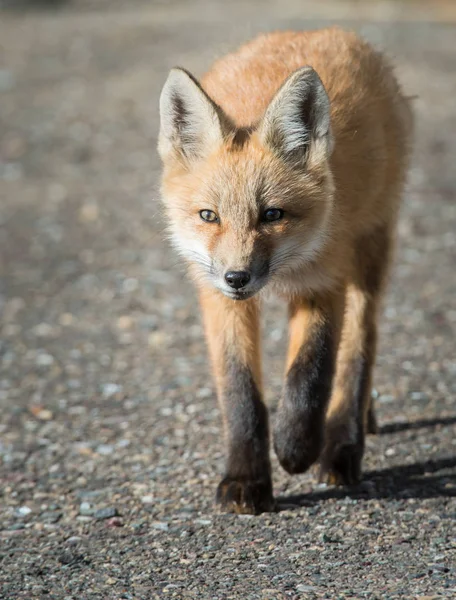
left=200, top=288, right=273, bottom=514
left=274, top=293, right=345, bottom=474
left=320, top=226, right=391, bottom=485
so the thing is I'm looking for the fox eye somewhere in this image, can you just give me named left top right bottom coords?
left=263, top=208, right=284, bottom=222
left=199, top=209, right=219, bottom=223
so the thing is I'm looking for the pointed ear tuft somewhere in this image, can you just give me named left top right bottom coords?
left=258, top=66, right=332, bottom=164
left=158, top=68, right=226, bottom=163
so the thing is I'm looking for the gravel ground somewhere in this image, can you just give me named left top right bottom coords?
left=1, top=1, right=455, bottom=598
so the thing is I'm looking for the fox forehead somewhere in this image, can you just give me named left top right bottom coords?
left=164, top=135, right=314, bottom=221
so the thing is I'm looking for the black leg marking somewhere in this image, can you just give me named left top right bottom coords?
left=320, top=323, right=377, bottom=486
left=274, top=321, right=336, bottom=474
left=216, top=359, right=274, bottom=514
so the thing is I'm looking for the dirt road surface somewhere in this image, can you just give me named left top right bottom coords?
left=1, top=1, right=455, bottom=598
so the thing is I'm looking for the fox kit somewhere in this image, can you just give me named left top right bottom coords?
left=158, top=28, right=413, bottom=514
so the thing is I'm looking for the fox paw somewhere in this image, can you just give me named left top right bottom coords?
left=216, top=477, right=275, bottom=515
left=319, top=423, right=364, bottom=486
left=274, top=412, right=323, bottom=475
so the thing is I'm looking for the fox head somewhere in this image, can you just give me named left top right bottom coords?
left=158, top=66, right=335, bottom=300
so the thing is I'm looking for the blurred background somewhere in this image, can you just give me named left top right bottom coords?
left=1, top=1, right=455, bottom=598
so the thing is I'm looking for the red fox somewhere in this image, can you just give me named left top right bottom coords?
left=158, top=28, right=413, bottom=514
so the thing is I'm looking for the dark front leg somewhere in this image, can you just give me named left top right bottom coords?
left=274, top=294, right=343, bottom=474
left=216, top=358, right=273, bottom=514
left=200, top=289, right=274, bottom=514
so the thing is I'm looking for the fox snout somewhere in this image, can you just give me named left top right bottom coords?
left=218, top=261, right=269, bottom=300
left=204, top=231, right=271, bottom=299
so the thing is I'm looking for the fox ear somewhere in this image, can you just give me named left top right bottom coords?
left=159, top=68, right=225, bottom=163
left=258, top=66, right=332, bottom=164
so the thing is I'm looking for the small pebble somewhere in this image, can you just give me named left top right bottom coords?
left=102, top=383, right=122, bottom=398
left=37, top=409, right=53, bottom=421
left=116, top=439, right=130, bottom=448
left=117, top=315, right=133, bottom=329
left=58, top=551, right=84, bottom=565
left=141, top=495, right=154, bottom=504
left=79, top=502, right=93, bottom=516
left=151, top=522, right=169, bottom=531
left=36, top=353, right=54, bottom=367
left=122, top=278, right=138, bottom=293
left=94, top=507, right=118, bottom=520
left=195, top=519, right=211, bottom=526
left=16, top=506, right=32, bottom=517
left=79, top=203, right=99, bottom=223
left=96, top=444, right=114, bottom=455
left=76, top=516, right=93, bottom=523
left=40, top=510, right=62, bottom=523
left=59, top=313, right=74, bottom=326
left=33, top=323, right=58, bottom=338
left=67, top=536, right=82, bottom=545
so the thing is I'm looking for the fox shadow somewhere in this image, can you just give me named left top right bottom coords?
left=277, top=415, right=456, bottom=510
left=377, top=415, right=456, bottom=435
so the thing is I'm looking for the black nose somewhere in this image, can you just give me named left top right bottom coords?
left=224, top=270, right=251, bottom=290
